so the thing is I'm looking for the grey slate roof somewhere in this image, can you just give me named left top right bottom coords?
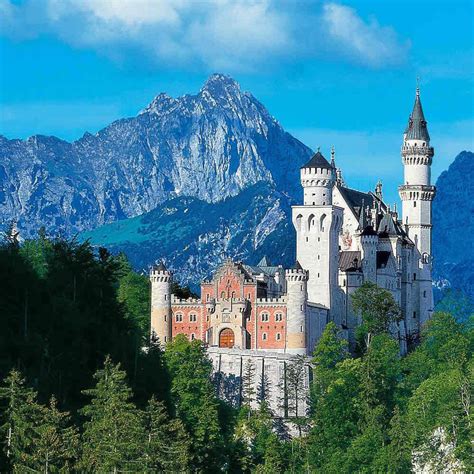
left=257, top=256, right=271, bottom=267
left=339, top=251, right=362, bottom=272
left=302, top=151, right=333, bottom=170
left=338, top=186, right=372, bottom=219
left=153, top=262, right=167, bottom=272
left=405, top=89, right=430, bottom=142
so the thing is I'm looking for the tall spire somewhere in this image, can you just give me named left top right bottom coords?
left=405, top=86, right=430, bottom=142
left=330, top=145, right=336, bottom=168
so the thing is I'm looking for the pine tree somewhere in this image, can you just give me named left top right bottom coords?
left=242, top=358, right=256, bottom=407
left=80, top=356, right=145, bottom=473
left=0, top=369, right=42, bottom=472
left=22, top=396, right=79, bottom=473
left=164, top=335, right=225, bottom=472
left=143, top=396, right=190, bottom=472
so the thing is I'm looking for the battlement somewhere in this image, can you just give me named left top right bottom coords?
left=285, top=268, right=308, bottom=281
left=171, top=296, right=201, bottom=304
left=150, top=273, right=172, bottom=283
left=256, top=296, right=287, bottom=304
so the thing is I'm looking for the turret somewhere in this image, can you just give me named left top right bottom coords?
left=150, top=262, right=172, bottom=346
left=300, top=150, right=336, bottom=205
left=360, top=226, right=378, bottom=283
left=399, top=87, right=436, bottom=325
left=285, top=262, right=308, bottom=355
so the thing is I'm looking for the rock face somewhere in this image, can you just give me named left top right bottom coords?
left=432, top=151, right=474, bottom=299
left=81, top=182, right=296, bottom=289
left=0, top=74, right=311, bottom=237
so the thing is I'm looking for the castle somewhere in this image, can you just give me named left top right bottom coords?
left=150, top=88, right=435, bottom=414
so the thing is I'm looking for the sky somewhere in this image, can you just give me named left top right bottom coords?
left=0, top=0, right=473, bottom=204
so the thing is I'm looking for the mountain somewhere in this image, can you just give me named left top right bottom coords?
left=433, top=151, right=474, bottom=299
left=81, top=182, right=296, bottom=288
left=0, top=74, right=311, bottom=238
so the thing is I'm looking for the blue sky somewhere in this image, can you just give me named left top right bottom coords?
left=1, top=0, right=473, bottom=204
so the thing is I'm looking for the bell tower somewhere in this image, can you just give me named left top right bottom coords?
left=398, top=87, right=436, bottom=324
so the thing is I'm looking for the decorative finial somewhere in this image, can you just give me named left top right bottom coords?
left=330, top=145, right=336, bottom=168
left=416, top=76, right=420, bottom=96
left=317, top=146, right=320, bottom=153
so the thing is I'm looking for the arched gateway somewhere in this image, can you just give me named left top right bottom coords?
left=219, top=328, right=235, bottom=348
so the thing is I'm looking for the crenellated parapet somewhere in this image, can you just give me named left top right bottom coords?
left=256, top=296, right=287, bottom=305
left=399, top=185, right=436, bottom=201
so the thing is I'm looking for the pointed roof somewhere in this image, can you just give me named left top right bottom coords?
left=153, top=262, right=167, bottom=272
left=292, top=260, right=303, bottom=270
left=405, top=88, right=430, bottom=142
left=302, top=151, right=333, bottom=170
left=257, top=256, right=271, bottom=267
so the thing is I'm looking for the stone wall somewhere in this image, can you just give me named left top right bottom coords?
left=207, top=347, right=311, bottom=421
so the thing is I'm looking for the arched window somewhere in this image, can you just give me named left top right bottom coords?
left=320, top=213, right=327, bottom=231
left=276, top=333, right=281, bottom=341
left=296, top=214, right=303, bottom=232
left=261, top=312, right=269, bottom=322
left=275, top=313, right=283, bottom=322
left=189, top=313, right=197, bottom=322
left=175, top=313, right=183, bottom=322
left=191, top=333, right=195, bottom=340
left=308, top=214, right=315, bottom=231
left=262, top=333, right=268, bottom=341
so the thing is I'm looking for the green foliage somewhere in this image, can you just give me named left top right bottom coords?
left=352, top=282, right=402, bottom=351
left=0, top=370, right=78, bottom=473
left=144, top=396, right=190, bottom=472
left=80, top=356, right=145, bottom=472
left=164, top=335, right=225, bottom=472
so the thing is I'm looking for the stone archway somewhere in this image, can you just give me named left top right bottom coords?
left=219, top=328, right=235, bottom=348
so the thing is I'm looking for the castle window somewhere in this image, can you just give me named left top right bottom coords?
left=300, top=326, right=303, bottom=332
left=261, top=313, right=269, bottom=322
left=262, top=333, right=268, bottom=341
left=276, top=333, right=281, bottom=341
left=164, top=294, right=167, bottom=301
left=191, top=333, right=195, bottom=340
left=164, top=315, right=167, bottom=322
left=300, top=305, right=303, bottom=311
left=231, top=291, right=236, bottom=299
left=190, top=314, right=197, bottom=322
left=206, top=294, right=210, bottom=301
left=175, top=313, right=183, bottom=322
left=275, top=313, right=283, bottom=322
left=413, top=311, right=417, bottom=319
left=164, top=336, right=167, bottom=342
left=300, top=284, right=303, bottom=291
left=413, top=273, right=417, bottom=281
left=414, top=201, right=417, bottom=207
left=423, top=291, right=427, bottom=298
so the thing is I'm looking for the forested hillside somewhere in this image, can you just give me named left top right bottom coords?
left=0, top=232, right=472, bottom=472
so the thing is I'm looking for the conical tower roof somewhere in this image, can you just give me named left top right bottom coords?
left=302, top=151, right=332, bottom=170
left=405, top=88, right=430, bottom=142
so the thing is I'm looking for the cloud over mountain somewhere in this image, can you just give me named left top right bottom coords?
left=1, top=0, right=409, bottom=71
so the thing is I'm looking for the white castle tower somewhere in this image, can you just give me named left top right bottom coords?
left=285, top=262, right=308, bottom=354
left=150, top=262, right=172, bottom=345
left=398, top=88, right=436, bottom=324
left=292, top=151, right=343, bottom=320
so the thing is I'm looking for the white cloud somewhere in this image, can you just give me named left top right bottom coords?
left=0, top=0, right=409, bottom=71
left=322, top=2, right=409, bottom=67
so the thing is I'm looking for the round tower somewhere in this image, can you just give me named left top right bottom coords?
left=285, top=262, right=308, bottom=355
left=360, top=226, right=378, bottom=283
left=300, top=150, right=336, bottom=206
left=150, top=262, right=172, bottom=346
left=398, top=87, right=436, bottom=325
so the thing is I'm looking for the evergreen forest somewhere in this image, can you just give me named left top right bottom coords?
left=0, top=231, right=472, bottom=473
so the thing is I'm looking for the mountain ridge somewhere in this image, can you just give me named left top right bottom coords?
left=0, top=73, right=312, bottom=238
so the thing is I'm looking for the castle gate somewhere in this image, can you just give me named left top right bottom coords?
left=219, top=328, right=235, bottom=348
